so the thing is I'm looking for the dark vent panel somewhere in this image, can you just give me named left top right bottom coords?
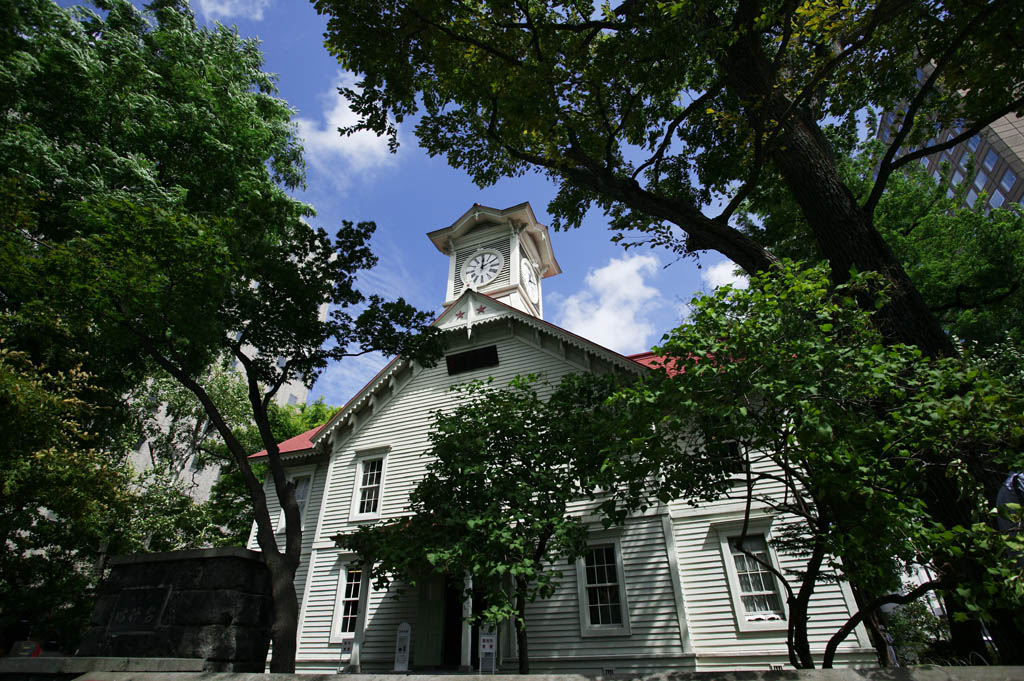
left=446, top=345, right=499, bottom=375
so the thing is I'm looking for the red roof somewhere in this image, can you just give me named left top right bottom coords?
left=627, top=351, right=682, bottom=375
left=251, top=423, right=323, bottom=459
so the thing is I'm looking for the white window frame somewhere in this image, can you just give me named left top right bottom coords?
left=349, top=448, right=389, bottom=522
left=329, top=555, right=369, bottom=644
left=713, top=517, right=788, bottom=632
left=276, top=465, right=315, bottom=533
left=576, top=536, right=631, bottom=637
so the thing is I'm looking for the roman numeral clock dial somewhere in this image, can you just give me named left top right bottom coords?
left=461, top=249, right=504, bottom=288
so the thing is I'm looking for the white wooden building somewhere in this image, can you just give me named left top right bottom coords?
left=249, top=202, right=876, bottom=673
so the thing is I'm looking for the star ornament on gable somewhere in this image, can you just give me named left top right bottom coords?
left=455, top=310, right=465, bottom=319
left=476, top=305, right=487, bottom=314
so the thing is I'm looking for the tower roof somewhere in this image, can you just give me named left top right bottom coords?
left=427, top=202, right=561, bottom=278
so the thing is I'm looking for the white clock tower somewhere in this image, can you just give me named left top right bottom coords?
left=428, top=202, right=560, bottom=319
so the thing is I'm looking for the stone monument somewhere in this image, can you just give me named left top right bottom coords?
left=78, top=547, right=272, bottom=672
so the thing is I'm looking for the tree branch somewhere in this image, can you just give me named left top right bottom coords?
left=718, top=118, right=766, bottom=221
left=929, top=278, right=1021, bottom=315
left=886, top=95, right=1024, bottom=177
left=865, top=0, right=1008, bottom=214
left=631, top=82, right=724, bottom=183
left=408, top=7, right=523, bottom=67
left=822, top=579, right=945, bottom=668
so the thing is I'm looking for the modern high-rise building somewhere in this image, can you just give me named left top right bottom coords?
left=878, top=110, right=1024, bottom=212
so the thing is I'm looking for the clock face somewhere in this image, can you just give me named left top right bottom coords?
left=461, top=249, right=504, bottom=288
left=520, top=259, right=539, bottom=304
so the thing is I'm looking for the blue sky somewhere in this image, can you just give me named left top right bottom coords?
left=146, top=1, right=748, bottom=405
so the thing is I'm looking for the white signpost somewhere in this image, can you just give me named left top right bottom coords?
left=479, top=630, right=497, bottom=673
left=394, top=622, right=411, bottom=672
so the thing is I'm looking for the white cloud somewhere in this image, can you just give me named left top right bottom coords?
left=196, top=0, right=269, bottom=21
left=701, top=259, right=748, bottom=290
left=555, top=254, right=663, bottom=354
left=296, top=73, right=396, bottom=189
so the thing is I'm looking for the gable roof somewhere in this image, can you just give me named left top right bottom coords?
left=253, top=343, right=673, bottom=460
left=305, top=288, right=654, bottom=452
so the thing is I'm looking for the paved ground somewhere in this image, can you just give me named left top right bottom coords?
left=57, top=667, right=1024, bottom=681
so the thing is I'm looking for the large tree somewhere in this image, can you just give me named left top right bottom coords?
left=314, top=0, right=1022, bottom=358
left=0, top=0, right=441, bottom=670
left=311, top=0, right=1024, bottom=656
left=609, top=263, right=1024, bottom=667
left=738, top=128, right=1024, bottom=352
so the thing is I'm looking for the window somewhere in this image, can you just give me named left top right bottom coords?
left=990, top=191, right=1006, bottom=209
left=715, top=520, right=788, bottom=632
left=277, top=472, right=312, bottom=532
left=967, top=188, right=978, bottom=207
left=728, top=536, right=785, bottom=621
left=968, top=134, right=980, bottom=151
left=952, top=169, right=964, bottom=185
left=576, top=540, right=631, bottom=636
left=357, top=459, right=383, bottom=514
left=339, top=566, right=362, bottom=633
left=974, top=168, right=988, bottom=189
left=350, top=451, right=388, bottom=520
left=1001, top=169, right=1017, bottom=193
left=330, top=562, right=365, bottom=643
left=984, top=149, right=999, bottom=172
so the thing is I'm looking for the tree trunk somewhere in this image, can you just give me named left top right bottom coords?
left=265, top=550, right=300, bottom=672
left=787, top=540, right=824, bottom=669
left=514, top=578, right=529, bottom=674
left=142, top=344, right=304, bottom=673
left=851, top=585, right=894, bottom=667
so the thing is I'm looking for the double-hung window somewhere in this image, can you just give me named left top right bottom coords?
left=277, top=470, right=313, bottom=532
left=330, top=561, right=365, bottom=644
left=716, top=521, right=787, bottom=632
left=729, top=535, right=785, bottom=620
left=350, top=449, right=388, bottom=521
left=577, top=540, right=631, bottom=636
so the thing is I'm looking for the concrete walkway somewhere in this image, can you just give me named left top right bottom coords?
left=53, top=667, right=1024, bottom=681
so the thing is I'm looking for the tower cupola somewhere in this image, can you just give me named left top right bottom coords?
left=428, top=202, right=560, bottom=318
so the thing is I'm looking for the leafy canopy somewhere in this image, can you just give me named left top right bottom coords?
left=0, top=344, right=132, bottom=649
left=0, top=0, right=440, bottom=666
left=612, top=262, right=1024, bottom=665
left=739, top=129, right=1024, bottom=351
left=315, top=0, right=1023, bottom=265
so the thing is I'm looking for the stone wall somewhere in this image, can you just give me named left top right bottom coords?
left=78, top=547, right=271, bottom=672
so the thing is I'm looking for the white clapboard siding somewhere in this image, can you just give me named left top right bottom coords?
left=317, top=328, right=597, bottom=543
left=670, top=504, right=873, bottom=670
left=522, top=515, right=688, bottom=669
left=255, top=311, right=873, bottom=673
left=297, top=327, right=656, bottom=671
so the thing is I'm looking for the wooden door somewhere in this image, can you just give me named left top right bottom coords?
left=413, top=575, right=445, bottom=667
